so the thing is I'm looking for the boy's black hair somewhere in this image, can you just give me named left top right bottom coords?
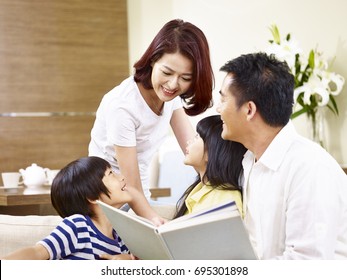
left=51, top=156, right=111, bottom=218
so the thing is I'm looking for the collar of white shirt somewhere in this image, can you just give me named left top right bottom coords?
left=247, top=121, right=297, bottom=171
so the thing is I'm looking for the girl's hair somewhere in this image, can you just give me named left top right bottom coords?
left=51, top=156, right=111, bottom=218
left=133, top=19, right=214, bottom=116
left=174, top=115, right=247, bottom=218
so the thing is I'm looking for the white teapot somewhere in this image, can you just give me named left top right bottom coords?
left=19, top=163, right=49, bottom=188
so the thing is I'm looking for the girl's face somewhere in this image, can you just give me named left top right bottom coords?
left=151, top=52, right=193, bottom=102
left=184, top=133, right=207, bottom=173
left=99, top=168, right=132, bottom=208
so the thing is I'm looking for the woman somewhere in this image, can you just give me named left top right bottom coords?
left=89, top=19, right=214, bottom=223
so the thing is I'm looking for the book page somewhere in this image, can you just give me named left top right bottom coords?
left=97, top=200, right=172, bottom=259
left=158, top=206, right=240, bottom=232
left=160, top=213, right=256, bottom=259
left=163, top=200, right=238, bottom=226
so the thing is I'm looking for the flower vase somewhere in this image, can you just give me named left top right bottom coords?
left=308, top=107, right=326, bottom=148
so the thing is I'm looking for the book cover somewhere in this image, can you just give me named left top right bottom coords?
left=97, top=200, right=257, bottom=260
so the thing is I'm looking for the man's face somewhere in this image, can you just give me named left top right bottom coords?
left=217, top=73, right=244, bottom=142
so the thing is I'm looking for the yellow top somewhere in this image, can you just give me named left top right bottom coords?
left=185, top=181, right=243, bottom=217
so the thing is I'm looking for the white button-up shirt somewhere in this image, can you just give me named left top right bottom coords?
left=242, top=121, right=347, bottom=259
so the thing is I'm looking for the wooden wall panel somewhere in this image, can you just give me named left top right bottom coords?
left=0, top=0, right=129, bottom=185
left=0, top=0, right=129, bottom=112
left=0, top=116, right=94, bottom=172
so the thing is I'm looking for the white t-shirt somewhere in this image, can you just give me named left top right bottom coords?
left=89, top=76, right=182, bottom=198
left=242, top=121, right=347, bottom=259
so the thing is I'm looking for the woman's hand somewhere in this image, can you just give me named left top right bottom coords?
left=150, top=215, right=167, bottom=227
left=127, top=186, right=168, bottom=226
left=100, top=253, right=137, bottom=260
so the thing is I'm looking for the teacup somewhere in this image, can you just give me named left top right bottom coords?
left=1, top=172, right=22, bottom=188
left=46, top=169, right=60, bottom=185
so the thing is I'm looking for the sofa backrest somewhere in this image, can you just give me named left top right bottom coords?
left=0, top=214, right=62, bottom=257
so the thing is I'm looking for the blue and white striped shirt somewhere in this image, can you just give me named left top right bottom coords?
left=37, top=214, right=129, bottom=260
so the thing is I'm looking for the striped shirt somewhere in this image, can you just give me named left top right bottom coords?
left=37, top=214, right=129, bottom=260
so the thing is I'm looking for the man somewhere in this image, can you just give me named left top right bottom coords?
left=217, top=52, right=347, bottom=259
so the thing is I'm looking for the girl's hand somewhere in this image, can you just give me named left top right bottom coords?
left=100, top=253, right=137, bottom=260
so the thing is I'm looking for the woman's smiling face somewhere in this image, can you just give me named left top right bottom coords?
left=151, top=52, right=193, bottom=101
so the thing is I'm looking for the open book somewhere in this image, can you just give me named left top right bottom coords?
left=97, top=200, right=257, bottom=260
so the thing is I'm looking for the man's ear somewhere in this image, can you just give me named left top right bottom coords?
left=246, top=101, right=257, bottom=121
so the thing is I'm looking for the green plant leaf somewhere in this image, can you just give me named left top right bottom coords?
left=329, top=95, right=339, bottom=115
left=291, top=107, right=308, bottom=119
left=269, top=24, right=281, bottom=44
left=295, top=92, right=305, bottom=106
left=308, top=50, right=315, bottom=69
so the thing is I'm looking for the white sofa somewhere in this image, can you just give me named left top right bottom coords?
left=0, top=214, right=62, bottom=257
left=0, top=204, right=176, bottom=258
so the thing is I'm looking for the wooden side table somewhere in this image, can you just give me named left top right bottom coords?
left=0, top=186, right=171, bottom=215
left=0, top=186, right=55, bottom=215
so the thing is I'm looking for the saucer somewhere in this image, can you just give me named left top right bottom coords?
left=0, top=186, right=23, bottom=193
left=0, top=186, right=23, bottom=189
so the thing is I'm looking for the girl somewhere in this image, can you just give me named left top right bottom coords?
left=2, top=156, right=135, bottom=260
left=174, top=115, right=247, bottom=218
left=88, top=19, right=214, bottom=224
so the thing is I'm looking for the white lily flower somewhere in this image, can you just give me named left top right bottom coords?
left=314, top=52, right=329, bottom=71
left=267, top=25, right=345, bottom=119
left=266, top=38, right=302, bottom=72
left=330, top=73, right=345, bottom=95
left=294, top=74, right=330, bottom=106
left=320, top=71, right=345, bottom=96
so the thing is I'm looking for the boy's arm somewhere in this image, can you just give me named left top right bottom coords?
left=1, top=243, right=50, bottom=260
left=99, top=253, right=138, bottom=260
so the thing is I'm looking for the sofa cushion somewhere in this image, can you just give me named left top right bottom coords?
left=0, top=214, right=62, bottom=257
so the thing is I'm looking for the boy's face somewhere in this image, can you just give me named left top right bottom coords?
left=100, top=168, right=132, bottom=208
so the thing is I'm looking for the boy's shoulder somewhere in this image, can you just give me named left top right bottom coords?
left=62, top=214, right=88, bottom=225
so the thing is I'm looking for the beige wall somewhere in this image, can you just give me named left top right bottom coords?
left=127, top=0, right=347, bottom=165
